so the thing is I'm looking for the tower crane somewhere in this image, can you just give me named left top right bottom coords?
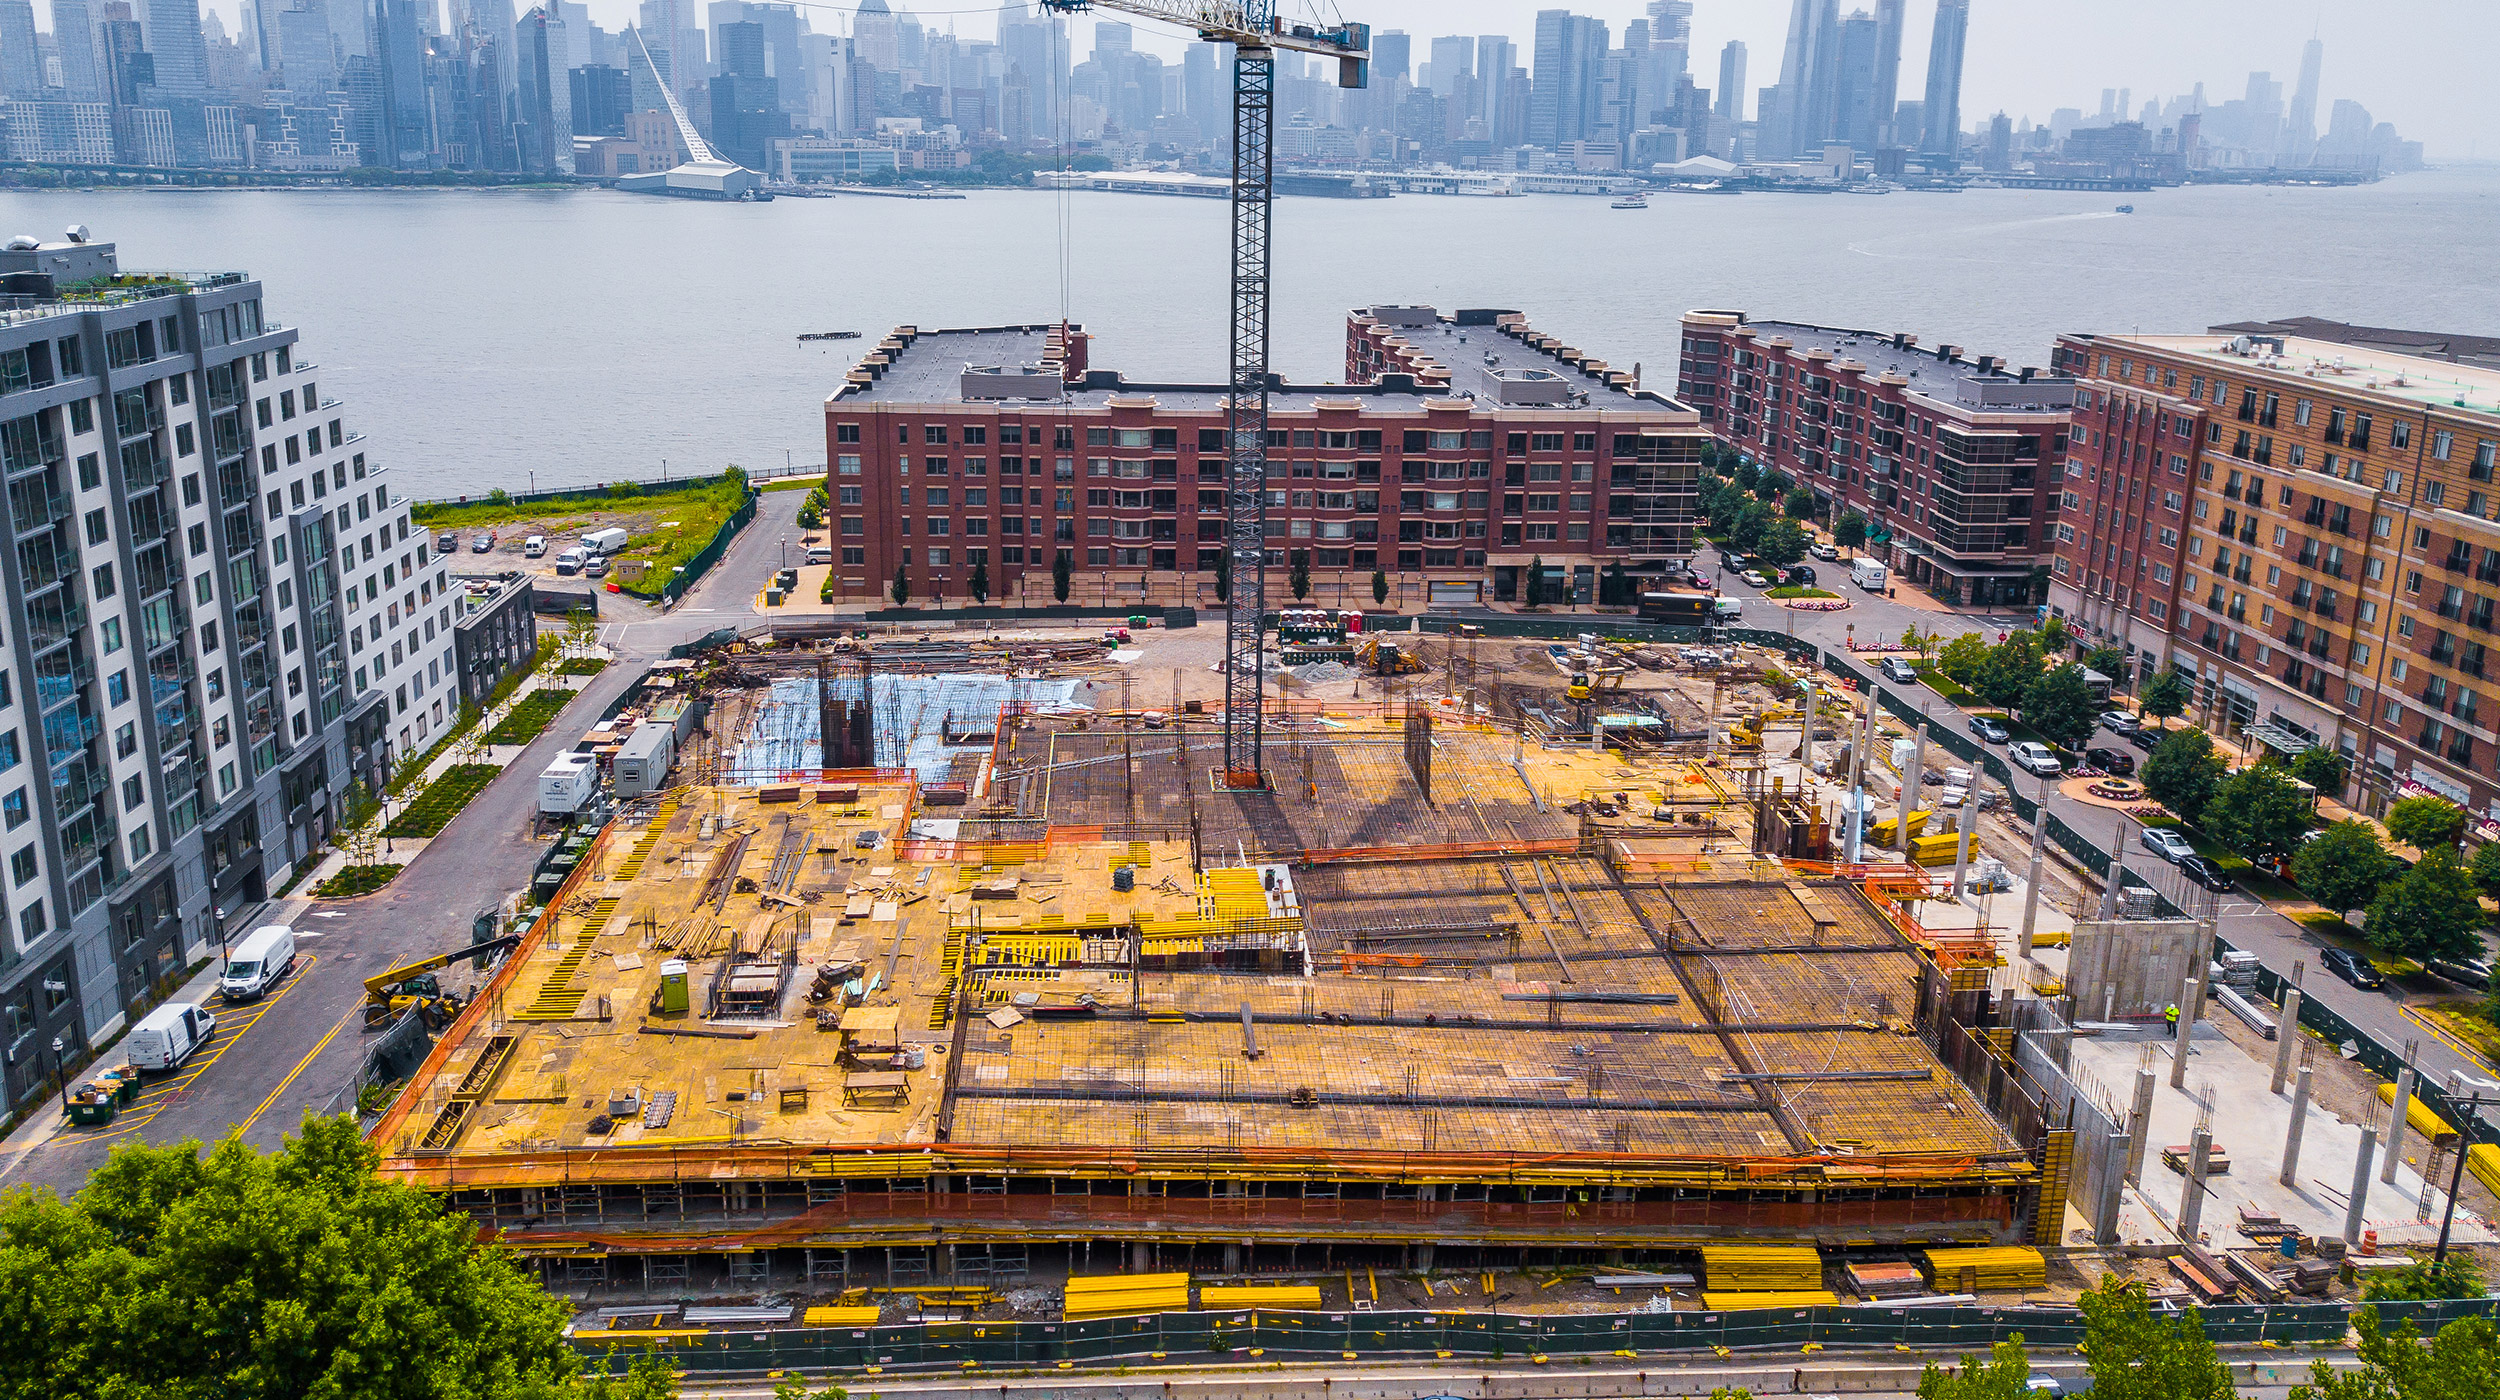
left=1037, top=1, right=1369, bottom=789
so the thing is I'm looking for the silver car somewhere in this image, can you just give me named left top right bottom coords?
left=2140, top=827, right=2197, bottom=863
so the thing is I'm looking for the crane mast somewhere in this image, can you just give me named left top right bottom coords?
left=1036, top=1, right=1368, bottom=788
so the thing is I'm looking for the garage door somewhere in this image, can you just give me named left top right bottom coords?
left=1428, top=581, right=1478, bottom=607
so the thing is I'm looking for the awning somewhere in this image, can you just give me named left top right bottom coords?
left=2244, top=722, right=2312, bottom=755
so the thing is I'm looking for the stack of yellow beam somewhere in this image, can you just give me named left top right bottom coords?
left=1199, top=1285, right=1324, bottom=1310
left=2376, top=1081, right=2458, bottom=1142
left=1063, top=1272, right=1191, bottom=1320
left=2470, top=1143, right=2500, bottom=1197
left=1700, top=1290, right=1841, bottom=1311
left=1922, top=1246, right=2047, bottom=1291
left=802, top=1306, right=883, bottom=1328
left=1700, top=1246, right=1824, bottom=1292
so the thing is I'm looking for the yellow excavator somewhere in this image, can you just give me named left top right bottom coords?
left=363, top=935, right=520, bottom=1028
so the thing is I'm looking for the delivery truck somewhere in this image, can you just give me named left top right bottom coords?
left=1850, top=558, right=1888, bottom=592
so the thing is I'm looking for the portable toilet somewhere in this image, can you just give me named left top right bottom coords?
left=656, top=960, right=689, bottom=1016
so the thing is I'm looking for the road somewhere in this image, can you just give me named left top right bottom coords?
left=0, top=487, right=812, bottom=1193
left=1706, top=557, right=2498, bottom=1124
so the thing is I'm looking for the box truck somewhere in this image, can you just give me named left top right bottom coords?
left=218, top=925, right=298, bottom=1002
left=129, top=1003, right=216, bottom=1071
left=580, top=526, right=630, bottom=556
left=1850, top=558, right=1888, bottom=591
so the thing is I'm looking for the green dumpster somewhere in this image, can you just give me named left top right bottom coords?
left=67, top=1088, right=116, bottom=1127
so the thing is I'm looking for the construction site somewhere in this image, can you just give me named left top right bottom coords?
left=374, top=622, right=2067, bottom=1316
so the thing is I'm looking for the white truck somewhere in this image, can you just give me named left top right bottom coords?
left=218, top=925, right=298, bottom=1002
left=1850, top=557, right=1888, bottom=592
left=129, top=1003, right=216, bottom=1071
left=1710, top=597, right=1743, bottom=623
left=580, top=526, right=630, bottom=557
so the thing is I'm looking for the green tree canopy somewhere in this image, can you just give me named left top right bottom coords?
left=1524, top=555, right=1549, bottom=608
left=2039, top=614, right=2069, bottom=653
left=2295, top=819, right=2401, bottom=918
left=0, top=1118, right=675, bottom=1400
left=1371, top=569, right=1388, bottom=606
left=2289, top=746, right=2350, bottom=796
left=2359, top=1256, right=2484, bottom=1302
left=1833, top=509, right=1868, bottom=550
left=1731, top=461, right=1763, bottom=496
left=1756, top=518, right=1810, bottom=567
left=1053, top=548, right=1073, bottom=604
left=1936, top=631, right=1990, bottom=685
left=2387, top=794, right=2470, bottom=851
left=2291, top=1306, right=2500, bottom=1400
left=1205, top=549, right=1225, bottom=603
left=2139, top=666, right=2190, bottom=721
left=2142, top=727, right=2228, bottom=825
left=1783, top=487, right=1816, bottom=520
left=2469, top=840, right=2500, bottom=902
left=1917, top=1338, right=2034, bottom=1400
left=2081, top=644, right=2124, bottom=680
left=1974, top=631, right=2044, bottom=709
left=967, top=559, right=990, bottom=605
left=1288, top=550, right=1311, bottom=601
left=1729, top=499, right=1777, bottom=556
left=2366, top=845, right=2489, bottom=962
left=2076, top=1275, right=2235, bottom=1400
left=2022, top=664, right=2102, bottom=751
left=889, top=563, right=910, bottom=607
left=2203, top=763, right=2319, bottom=865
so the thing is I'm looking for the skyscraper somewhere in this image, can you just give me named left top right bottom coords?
left=54, top=0, right=107, bottom=100
left=1528, top=10, right=1603, bottom=150
left=2287, top=35, right=2323, bottom=161
left=1428, top=35, right=1470, bottom=98
left=1920, top=0, right=1968, bottom=159
left=1769, top=0, right=1839, bottom=158
left=1476, top=35, right=1517, bottom=145
left=0, top=0, right=42, bottom=97
left=1868, top=0, right=1904, bottom=146
left=1832, top=9, right=1879, bottom=151
left=512, top=6, right=573, bottom=173
left=1714, top=40, right=1745, bottom=123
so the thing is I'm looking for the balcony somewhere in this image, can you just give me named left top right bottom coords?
left=2445, top=550, right=2473, bottom=573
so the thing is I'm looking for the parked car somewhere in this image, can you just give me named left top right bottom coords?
left=2123, top=726, right=2163, bottom=752
left=1968, top=715, right=2010, bottom=744
left=2322, top=946, right=2386, bottom=990
left=2098, top=709, right=2141, bottom=732
left=435, top=531, right=459, bottom=554
left=2084, top=746, right=2137, bottom=777
left=2140, top=827, right=2197, bottom=863
left=2007, top=741, right=2064, bottom=777
left=584, top=555, right=610, bottom=578
left=1783, top=564, right=1817, bottom=586
left=1880, top=658, right=1919, bottom=683
left=470, top=532, right=495, bottom=553
left=2176, top=853, right=2236, bottom=892
left=1809, top=541, right=1840, bottom=561
left=2426, top=957, right=2494, bottom=990
left=1739, top=569, right=1770, bottom=588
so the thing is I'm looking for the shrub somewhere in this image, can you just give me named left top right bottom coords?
left=485, top=689, right=575, bottom=746
left=314, top=864, right=405, bottom=898
left=384, top=765, right=501, bottom=838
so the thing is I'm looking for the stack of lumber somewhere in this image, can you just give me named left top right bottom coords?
left=2283, top=1259, right=2337, bottom=1297
left=1921, top=1246, right=2047, bottom=1291
left=802, top=1305, right=883, bottom=1328
left=1063, top=1272, right=1190, bottom=1320
left=1699, top=1246, right=1824, bottom=1291
left=2167, top=1249, right=2238, bottom=1303
left=1845, top=1260, right=1926, bottom=1299
left=1700, top=1290, right=1841, bottom=1311
left=1198, top=1285, right=1323, bottom=1310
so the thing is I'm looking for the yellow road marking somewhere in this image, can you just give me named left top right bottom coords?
left=238, top=1002, right=363, bottom=1136
left=55, top=956, right=322, bottom=1142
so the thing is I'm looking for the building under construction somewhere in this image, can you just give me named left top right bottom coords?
left=374, top=675, right=2041, bottom=1293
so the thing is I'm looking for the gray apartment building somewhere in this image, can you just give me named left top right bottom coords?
left=0, top=229, right=451, bottom=1115
left=451, top=571, right=538, bottom=706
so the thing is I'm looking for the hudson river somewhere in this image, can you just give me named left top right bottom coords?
left=2, top=166, right=2495, bottom=500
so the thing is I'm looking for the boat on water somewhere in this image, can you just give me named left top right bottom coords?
left=797, top=331, right=863, bottom=342
left=2115, top=203, right=2136, bottom=213
left=1610, top=193, right=1649, bottom=209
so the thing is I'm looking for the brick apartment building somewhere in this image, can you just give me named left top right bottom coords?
left=1674, top=312, right=2076, bottom=607
left=2048, top=324, right=2500, bottom=825
left=822, top=308, right=1707, bottom=607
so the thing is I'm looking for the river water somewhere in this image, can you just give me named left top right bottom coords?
left=1, top=167, right=2492, bottom=501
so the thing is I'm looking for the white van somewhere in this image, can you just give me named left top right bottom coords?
left=805, top=546, right=833, bottom=566
left=580, top=526, right=630, bottom=556
left=554, top=547, right=587, bottom=576
left=523, top=535, right=547, bottom=558
left=129, top=1003, right=216, bottom=1071
left=219, top=924, right=298, bottom=1002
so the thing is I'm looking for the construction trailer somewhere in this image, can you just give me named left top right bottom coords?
left=612, top=724, right=675, bottom=799
left=374, top=690, right=2038, bottom=1293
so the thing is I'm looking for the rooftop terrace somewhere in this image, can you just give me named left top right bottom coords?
left=2101, top=331, right=2500, bottom=420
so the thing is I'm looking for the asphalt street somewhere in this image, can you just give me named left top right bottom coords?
left=0, top=487, right=811, bottom=1193
left=1705, top=557, right=2498, bottom=1124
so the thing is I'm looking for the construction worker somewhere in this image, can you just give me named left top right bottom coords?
left=2164, top=1003, right=2180, bottom=1030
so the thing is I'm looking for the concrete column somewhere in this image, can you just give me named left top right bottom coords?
left=2280, top=1063, right=2313, bottom=1188
left=2271, top=962, right=2306, bottom=1095
left=1222, top=1243, right=1242, bottom=1273
left=2124, top=1067, right=2157, bottom=1184
left=1798, top=683, right=1820, bottom=767
left=1948, top=785, right=1979, bottom=906
left=2382, top=1065, right=2415, bottom=1185
left=2179, top=1125, right=2212, bottom=1243
left=2344, top=1128, right=2376, bottom=1244
left=1897, top=724, right=1928, bottom=858
left=1415, top=1242, right=1435, bottom=1272
left=2168, top=975, right=2197, bottom=1089
left=2095, top=1130, right=2131, bottom=1247
left=2016, top=776, right=2050, bottom=959
left=1131, top=1241, right=1150, bottom=1273
left=1847, top=694, right=1879, bottom=863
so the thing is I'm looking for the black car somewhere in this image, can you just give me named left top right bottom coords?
left=2176, top=854, right=2235, bottom=892
left=2322, top=946, right=2387, bottom=990
left=2084, top=746, right=2136, bottom=777
left=1784, top=564, right=1817, bottom=586
left=2123, top=726, right=2163, bottom=752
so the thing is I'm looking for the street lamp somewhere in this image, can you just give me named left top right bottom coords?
left=50, top=1035, right=68, bottom=1112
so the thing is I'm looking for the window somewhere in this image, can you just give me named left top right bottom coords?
left=9, top=847, right=32, bottom=886
left=836, top=423, right=860, bottom=443
left=0, top=789, right=21, bottom=830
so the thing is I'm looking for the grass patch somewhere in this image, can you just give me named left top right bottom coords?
left=2296, top=910, right=2365, bottom=939
left=760, top=477, right=823, bottom=493
left=313, top=864, right=404, bottom=898
left=1921, top=672, right=1976, bottom=705
left=1765, top=585, right=1839, bottom=599
left=384, top=765, right=500, bottom=838
left=484, top=688, right=575, bottom=747
left=410, top=475, right=741, bottom=530
left=390, top=703, right=481, bottom=796
left=2421, top=1001, right=2500, bottom=1063
left=554, top=657, right=609, bottom=676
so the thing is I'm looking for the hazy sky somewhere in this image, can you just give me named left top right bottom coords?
left=173, top=0, right=2498, bottom=156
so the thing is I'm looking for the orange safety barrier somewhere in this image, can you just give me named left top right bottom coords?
left=1301, top=836, right=1581, bottom=866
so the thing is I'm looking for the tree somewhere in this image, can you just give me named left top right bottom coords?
left=1371, top=569, right=1389, bottom=606
left=1599, top=560, right=1627, bottom=606
left=2359, top=1256, right=2485, bottom=1303
left=2142, top=727, right=2228, bottom=825
left=1898, top=623, right=1924, bottom=658
left=1726, top=499, right=1776, bottom=557
left=1209, top=549, right=1229, bottom=603
left=2366, top=845, right=2489, bottom=962
left=2204, top=764, right=2319, bottom=866
left=2020, top=664, right=2101, bottom=751
left=2295, top=820, right=2401, bottom=919
left=1705, top=479, right=1751, bottom=532
left=1783, top=487, right=1816, bottom=520
left=1917, top=1338, right=2034, bottom=1400
left=1833, top=509, right=1868, bottom=552
left=967, top=559, right=990, bottom=605
left=2081, top=644, right=2125, bottom=681
left=721, top=463, right=748, bottom=495
left=2387, top=794, right=2469, bottom=851
left=1524, top=555, right=1549, bottom=608
left=2292, top=1306, right=2500, bottom=1400
left=2290, top=746, right=2350, bottom=797
left=2038, top=614, right=2069, bottom=652
left=2471, top=840, right=2500, bottom=902
left=2076, top=1275, right=2235, bottom=1400
left=1288, top=550, right=1311, bottom=601
left=1757, top=518, right=1809, bottom=568
left=1731, top=461, right=1762, bottom=497
left=0, top=1117, right=671, bottom=1400
left=1936, top=631, right=1990, bottom=686
left=1052, top=549, right=1072, bottom=605
left=889, top=564, right=910, bottom=607
left=2140, top=666, right=2190, bottom=722
left=796, top=485, right=826, bottom=530
left=563, top=608, right=596, bottom=665
left=1974, top=631, right=2043, bottom=709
